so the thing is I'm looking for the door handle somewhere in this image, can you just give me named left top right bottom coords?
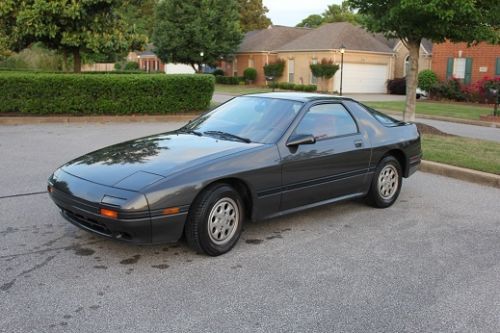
left=354, top=140, right=363, bottom=148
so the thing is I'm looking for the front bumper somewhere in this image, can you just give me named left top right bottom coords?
left=48, top=169, right=187, bottom=244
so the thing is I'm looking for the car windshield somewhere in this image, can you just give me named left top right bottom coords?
left=182, top=96, right=304, bottom=143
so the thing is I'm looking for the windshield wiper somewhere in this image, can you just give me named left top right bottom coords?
left=204, top=131, right=251, bottom=143
left=177, top=128, right=203, bottom=136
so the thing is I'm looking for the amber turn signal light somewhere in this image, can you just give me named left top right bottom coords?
left=100, top=208, right=118, bottom=219
left=163, top=207, right=180, bottom=216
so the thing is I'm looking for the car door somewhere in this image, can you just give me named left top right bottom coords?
left=279, top=102, right=371, bottom=211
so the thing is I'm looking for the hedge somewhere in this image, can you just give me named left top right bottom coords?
left=269, top=82, right=317, bottom=92
left=0, top=73, right=215, bottom=115
left=215, top=76, right=240, bottom=85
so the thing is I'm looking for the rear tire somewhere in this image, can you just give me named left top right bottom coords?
left=366, top=156, right=402, bottom=208
left=185, top=184, right=244, bottom=256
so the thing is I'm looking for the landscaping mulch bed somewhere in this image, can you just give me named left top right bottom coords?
left=479, top=115, right=500, bottom=123
left=416, top=123, right=453, bottom=136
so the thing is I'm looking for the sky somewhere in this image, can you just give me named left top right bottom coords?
left=263, top=0, right=343, bottom=27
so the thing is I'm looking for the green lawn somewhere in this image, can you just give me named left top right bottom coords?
left=214, top=84, right=272, bottom=95
left=422, top=134, right=500, bottom=174
left=365, top=101, right=492, bottom=120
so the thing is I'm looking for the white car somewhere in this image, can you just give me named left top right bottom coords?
left=416, top=88, right=428, bottom=99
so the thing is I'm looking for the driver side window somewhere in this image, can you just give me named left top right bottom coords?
left=294, top=103, right=358, bottom=140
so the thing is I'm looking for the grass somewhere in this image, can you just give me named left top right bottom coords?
left=365, top=101, right=492, bottom=120
left=214, top=84, right=272, bottom=95
left=422, top=134, right=500, bottom=174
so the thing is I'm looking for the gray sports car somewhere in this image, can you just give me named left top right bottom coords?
left=48, top=93, right=421, bottom=256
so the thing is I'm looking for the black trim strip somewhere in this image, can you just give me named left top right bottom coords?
left=257, top=168, right=369, bottom=198
left=149, top=205, right=190, bottom=218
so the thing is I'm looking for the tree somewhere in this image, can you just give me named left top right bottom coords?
left=238, top=0, right=272, bottom=32
left=0, top=0, right=146, bottom=72
left=153, top=0, right=243, bottom=72
left=263, top=59, right=285, bottom=79
left=121, top=0, right=159, bottom=39
left=296, top=15, right=324, bottom=28
left=323, top=1, right=360, bottom=24
left=349, top=0, right=499, bottom=121
left=310, top=58, right=339, bottom=92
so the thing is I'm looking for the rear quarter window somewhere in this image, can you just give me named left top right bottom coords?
left=345, top=101, right=404, bottom=127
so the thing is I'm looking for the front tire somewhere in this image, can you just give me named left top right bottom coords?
left=185, top=184, right=244, bottom=256
left=366, top=156, right=402, bottom=208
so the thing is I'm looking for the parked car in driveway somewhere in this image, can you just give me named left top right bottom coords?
left=48, top=93, right=421, bottom=256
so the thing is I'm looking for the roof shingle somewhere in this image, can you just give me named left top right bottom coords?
left=275, top=22, right=394, bottom=53
left=237, top=26, right=312, bottom=53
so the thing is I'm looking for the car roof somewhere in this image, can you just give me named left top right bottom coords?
left=244, top=92, right=356, bottom=103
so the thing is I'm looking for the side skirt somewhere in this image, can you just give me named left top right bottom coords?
left=263, top=192, right=367, bottom=221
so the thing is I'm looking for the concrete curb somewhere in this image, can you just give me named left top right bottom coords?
left=381, top=110, right=500, bottom=128
left=420, top=160, right=500, bottom=189
left=0, top=114, right=198, bottom=125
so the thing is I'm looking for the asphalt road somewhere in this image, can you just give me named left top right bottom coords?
left=213, top=93, right=500, bottom=143
left=1, top=122, right=499, bottom=333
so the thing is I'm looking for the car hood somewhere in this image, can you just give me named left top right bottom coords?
left=61, top=132, right=262, bottom=191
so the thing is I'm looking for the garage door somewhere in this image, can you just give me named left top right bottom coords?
left=334, top=63, right=388, bottom=94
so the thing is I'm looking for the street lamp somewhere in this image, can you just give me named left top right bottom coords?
left=340, top=44, right=345, bottom=96
left=199, top=52, right=204, bottom=73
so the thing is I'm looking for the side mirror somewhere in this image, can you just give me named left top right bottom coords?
left=286, top=134, right=316, bottom=147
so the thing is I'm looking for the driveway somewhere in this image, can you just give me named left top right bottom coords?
left=1, top=122, right=499, bottom=332
left=213, top=93, right=500, bottom=142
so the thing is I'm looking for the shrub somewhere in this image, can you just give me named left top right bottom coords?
left=273, top=82, right=317, bottom=92
left=0, top=73, right=214, bottom=115
left=263, top=59, right=285, bottom=79
left=429, top=78, right=465, bottom=101
left=418, top=69, right=438, bottom=92
left=124, top=61, right=140, bottom=71
left=243, top=67, right=257, bottom=83
left=114, top=62, right=123, bottom=70
left=215, top=76, right=239, bottom=85
left=387, top=77, right=406, bottom=95
left=212, top=69, right=224, bottom=76
left=303, top=84, right=317, bottom=92
left=267, top=81, right=279, bottom=89
left=0, top=44, right=63, bottom=71
left=310, top=58, right=339, bottom=80
left=278, top=82, right=295, bottom=90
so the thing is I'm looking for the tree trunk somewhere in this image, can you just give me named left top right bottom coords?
left=62, top=50, right=68, bottom=72
left=73, top=49, right=81, bottom=73
left=405, top=41, right=420, bottom=122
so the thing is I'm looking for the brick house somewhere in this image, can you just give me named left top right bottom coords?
left=222, top=26, right=312, bottom=85
left=391, top=39, right=433, bottom=79
left=223, top=22, right=433, bottom=93
left=136, top=51, right=165, bottom=72
left=432, top=41, right=500, bottom=85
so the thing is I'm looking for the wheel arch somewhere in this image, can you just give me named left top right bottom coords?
left=194, top=177, right=254, bottom=221
left=381, top=149, right=408, bottom=177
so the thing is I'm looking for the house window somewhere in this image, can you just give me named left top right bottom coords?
left=447, top=57, right=473, bottom=84
left=496, top=58, right=500, bottom=76
left=233, top=59, right=238, bottom=77
left=311, top=58, right=318, bottom=84
left=453, top=58, right=466, bottom=79
left=404, top=55, right=410, bottom=77
left=288, top=59, right=295, bottom=83
left=248, top=59, right=255, bottom=68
